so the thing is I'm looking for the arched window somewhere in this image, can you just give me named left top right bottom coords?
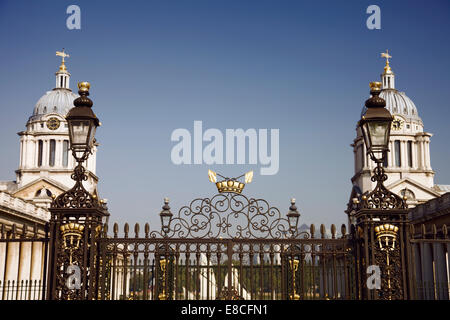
left=49, top=139, right=56, bottom=167
left=35, top=188, right=52, bottom=197
left=394, top=140, right=401, bottom=167
left=400, top=188, right=415, bottom=201
left=407, top=141, right=413, bottom=167
left=38, top=140, right=43, bottom=167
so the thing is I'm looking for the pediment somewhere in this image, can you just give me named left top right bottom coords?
left=386, top=177, right=441, bottom=201
left=12, top=178, right=68, bottom=200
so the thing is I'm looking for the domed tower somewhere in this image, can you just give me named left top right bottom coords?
left=11, top=50, right=99, bottom=206
left=350, top=51, right=443, bottom=207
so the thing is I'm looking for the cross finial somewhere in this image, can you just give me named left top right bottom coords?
left=381, top=49, right=392, bottom=65
left=56, top=48, right=70, bottom=63
left=56, top=48, right=70, bottom=71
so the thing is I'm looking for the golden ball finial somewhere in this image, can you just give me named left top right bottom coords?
left=78, top=81, right=90, bottom=93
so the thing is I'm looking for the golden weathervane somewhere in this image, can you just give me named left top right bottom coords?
left=56, top=48, right=70, bottom=71
left=381, top=49, right=392, bottom=72
left=208, top=170, right=253, bottom=194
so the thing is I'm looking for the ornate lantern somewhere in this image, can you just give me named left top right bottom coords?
left=66, top=82, right=100, bottom=161
left=359, top=82, right=393, bottom=163
left=159, top=198, right=173, bottom=235
left=286, top=198, right=300, bottom=236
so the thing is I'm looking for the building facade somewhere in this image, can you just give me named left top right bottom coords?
left=0, top=51, right=99, bottom=216
left=0, top=51, right=101, bottom=294
left=349, top=52, right=450, bottom=208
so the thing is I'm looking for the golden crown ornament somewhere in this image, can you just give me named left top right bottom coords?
left=208, top=170, right=253, bottom=194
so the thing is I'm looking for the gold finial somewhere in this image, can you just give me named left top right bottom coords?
left=369, top=81, right=382, bottom=91
left=208, top=169, right=217, bottom=183
left=56, top=48, right=70, bottom=71
left=78, top=81, right=90, bottom=92
left=208, top=170, right=253, bottom=194
left=381, top=49, right=392, bottom=73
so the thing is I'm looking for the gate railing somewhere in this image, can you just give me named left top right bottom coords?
left=2, top=200, right=449, bottom=300
left=0, top=223, right=49, bottom=300
left=408, top=223, right=449, bottom=300
left=97, top=222, right=355, bottom=300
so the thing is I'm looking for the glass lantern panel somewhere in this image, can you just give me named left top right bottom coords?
left=367, top=121, right=389, bottom=147
left=70, top=120, right=91, bottom=145
left=88, top=125, right=97, bottom=149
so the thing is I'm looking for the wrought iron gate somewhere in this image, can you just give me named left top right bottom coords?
left=95, top=193, right=356, bottom=300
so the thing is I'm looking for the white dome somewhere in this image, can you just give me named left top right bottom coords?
left=380, top=89, right=420, bottom=121
left=361, top=89, right=421, bottom=121
left=32, top=88, right=78, bottom=118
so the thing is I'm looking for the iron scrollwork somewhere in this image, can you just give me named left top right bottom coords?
left=373, top=224, right=403, bottom=300
left=361, top=164, right=407, bottom=210
left=51, top=162, right=100, bottom=209
left=151, top=192, right=308, bottom=240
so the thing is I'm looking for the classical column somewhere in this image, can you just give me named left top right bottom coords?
left=17, top=241, right=32, bottom=291
left=419, top=138, right=425, bottom=169
left=412, top=140, right=418, bottom=169
left=35, top=139, right=39, bottom=167
left=42, top=139, right=48, bottom=167
left=23, top=137, right=28, bottom=169
left=29, top=241, right=43, bottom=283
left=4, top=241, right=20, bottom=289
left=425, top=140, right=431, bottom=170
left=19, top=140, right=23, bottom=168
left=401, top=139, right=407, bottom=169
left=56, top=139, right=63, bottom=167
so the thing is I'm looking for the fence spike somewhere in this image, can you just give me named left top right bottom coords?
left=124, top=223, right=129, bottom=238
left=0, top=223, right=4, bottom=239
left=310, top=224, right=315, bottom=238
left=21, top=223, right=28, bottom=238
left=341, top=224, right=346, bottom=237
left=11, top=224, right=17, bottom=238
left=421, top=224, right=426, bottom=238
left=432, top=224, right=437, bottom=239
left=144, top=223, right=150, bottom=238
left=103, top=223, right=108, bottom=236
left=443, top=225, right=448, bottom=238
left=331, top=224, right=336, bottom=239
left=113, top=223, right=118, bottom=238
left=320, top=224, right=326, bottom=239
left=134, top=223, right=140, bottom=237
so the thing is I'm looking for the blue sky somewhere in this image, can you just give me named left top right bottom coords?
left=0, top=0, right=449, bottom=229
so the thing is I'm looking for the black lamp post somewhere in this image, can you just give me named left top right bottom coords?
left=48, top=82, right=108, bottom=300
left=352, top=82, right=408, bottom=300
